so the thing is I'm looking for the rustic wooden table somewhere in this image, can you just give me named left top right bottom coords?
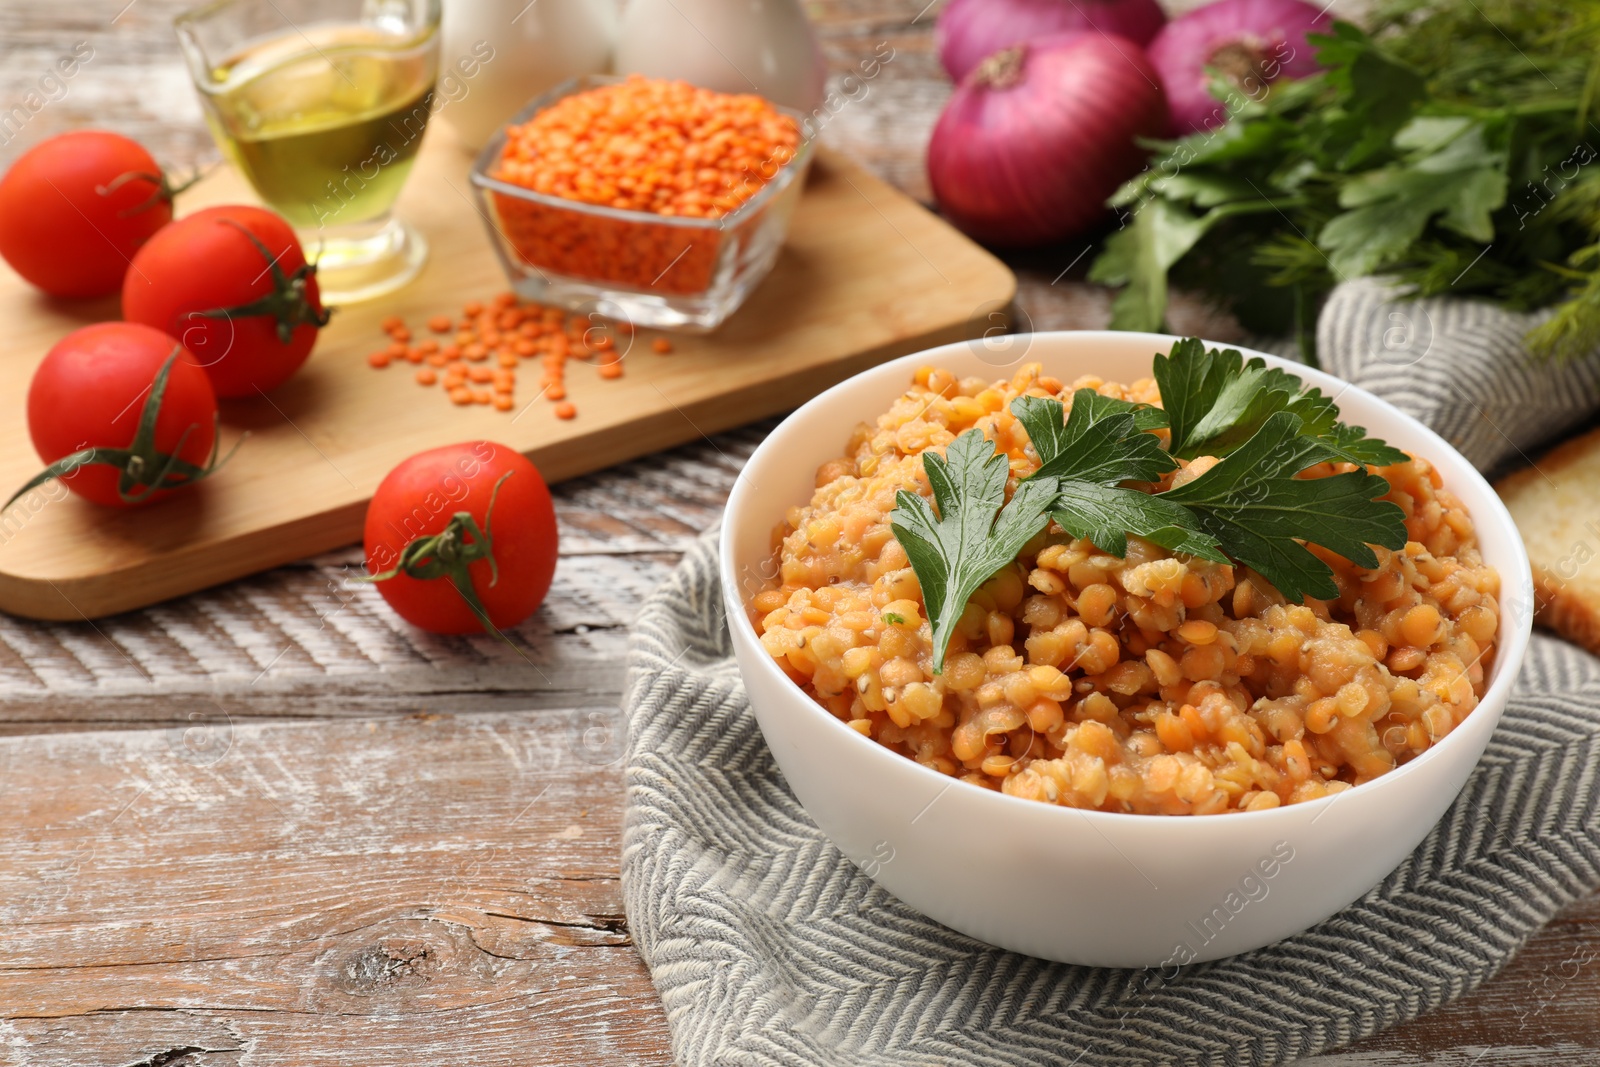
left=1, top=3, right=1596, bottom=1065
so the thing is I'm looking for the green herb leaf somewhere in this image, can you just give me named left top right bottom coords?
left=1087, top=9, right=1600, bottom=363
left=1155, top=339, right=1409, bottom=465
left=1091, top=199, right=1211, bottom=332
left=1014, top=391, right=1172, bottom=485
left=1160, top=412, right=1409, bottom=601
left=1153, top=338, right=1245, bottom=457
left=1048, top=481, right=1225, bottom=562
left=1310, top=22, right=1427, bottom=170
left=1319, top=117, right=1508, bottom=278
left=1010, top=390, right=1222, bottom=562
left=889, top=429, right=1059, bottom=673
left=1191, top=361, right=1328, bottom=451
left=1319, top=420, right=1412, bottom=467
left=1093, top=197, right=1292, bottom=332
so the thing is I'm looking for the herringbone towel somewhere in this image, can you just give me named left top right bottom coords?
left=622, top=284, right=1600, bottom=1066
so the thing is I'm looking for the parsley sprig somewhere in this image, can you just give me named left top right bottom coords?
left=889, top=339, right=1409, bottom=672
left=1087, top=7, right=1600, bottom=363
left=1013, top=390, right=1226, bottom=563
left=889, top=432, right=1059, bottom=673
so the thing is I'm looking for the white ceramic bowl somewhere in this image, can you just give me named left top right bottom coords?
left=720, top=331, right=1534, bottom=968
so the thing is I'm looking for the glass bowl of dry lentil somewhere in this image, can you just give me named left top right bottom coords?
left=720, top=330, right=1533, bottom=966
left=468, top=74, right=814, bottom=331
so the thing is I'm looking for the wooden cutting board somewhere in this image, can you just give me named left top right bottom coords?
left=0, top=131, right=1013, bottom=621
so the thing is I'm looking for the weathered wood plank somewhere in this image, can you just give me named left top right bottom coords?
left=1, top=712, right=1596, bottom=1066
left=0, top=712, right=666, bottom=1067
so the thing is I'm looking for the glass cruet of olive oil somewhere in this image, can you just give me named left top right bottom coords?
left=176, top=0, right=442, bottom=304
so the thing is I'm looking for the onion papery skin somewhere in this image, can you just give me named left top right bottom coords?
left=1147, top=0, right=1331, bottom=135
left=936, top=0, right=1167, bottom=83
left=927, top=35, right=1168, bottom=249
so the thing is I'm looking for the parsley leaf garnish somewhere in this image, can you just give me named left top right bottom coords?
left=889, top=429, right=1059, bottom=674
left=887, top=338, right=1413, bottom=668
left=1151, top=337, right=1237, bottom=458
left=1014, top=391, right=1172, bottom=484
left=1159, top=412, right=1408, bottom=601
left=1048, top=480, right=1226, bottom=563
left=1012, top=390, right=1225, bottom=563
left=1155, top=338, right=1408, bottom=466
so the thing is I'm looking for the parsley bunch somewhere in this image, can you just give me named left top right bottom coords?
left=889, top=339, right=1409, bottom=672
left=1088, top=1, right=1600, bottom=363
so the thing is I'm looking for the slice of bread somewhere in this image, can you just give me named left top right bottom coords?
left=1496, top=425, right=1600, bottom=655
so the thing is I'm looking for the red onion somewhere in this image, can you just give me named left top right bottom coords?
left=937, top=0, right=1167, bottom=83
left=1147, top=0, right=1331, bottom=135
left=927, top=34, right=1167, bottom=248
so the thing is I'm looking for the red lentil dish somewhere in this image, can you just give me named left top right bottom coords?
left=748, top=348, right=1500, bottom=815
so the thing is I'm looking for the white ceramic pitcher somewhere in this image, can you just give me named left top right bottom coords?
left=436, top=0, right=619, bottom=151
left=613, top=0, right=826, bottom=113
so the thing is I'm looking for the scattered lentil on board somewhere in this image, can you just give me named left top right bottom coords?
left=368, top=292, right=677, bottom=419
left=749, top=363, right=1501, bottom=815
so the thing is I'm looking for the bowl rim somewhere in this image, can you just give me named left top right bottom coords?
left=719, top=329, right=1535, bottom=827
left=467, top=73, right=817, bottom=232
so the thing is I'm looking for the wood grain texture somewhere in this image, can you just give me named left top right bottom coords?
left=0, top=2, right=1595, bottom=1065
left=0, top=136, right=1012, bottom=620
left=0, top=712, right=670, bottom=1067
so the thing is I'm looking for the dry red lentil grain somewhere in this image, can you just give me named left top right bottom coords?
left=369, top=293, right=666, bottom=421
left=486, top=75, right=800, bottom=294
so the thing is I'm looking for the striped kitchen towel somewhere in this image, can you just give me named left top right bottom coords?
left=1319, top=278, right=1600, bottom=475
left=621, top=282, right=1600, bottom=1066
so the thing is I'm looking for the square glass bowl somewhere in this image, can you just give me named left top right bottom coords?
left=469, top=75, right=815, bottom=331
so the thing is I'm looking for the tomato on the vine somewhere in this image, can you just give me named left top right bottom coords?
left=363, top=442, right=559, bottom=637
left=123, top=204, right=329, bottom=398
left=0, top=131, right=184, bottom=299
left=16, top=322, right=225, bottom=509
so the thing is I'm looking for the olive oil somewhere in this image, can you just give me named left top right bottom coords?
left=200, top=24, right=436, bottom=229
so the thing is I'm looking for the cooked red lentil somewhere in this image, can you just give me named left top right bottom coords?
left=748, top=364, right=1501, bottom=815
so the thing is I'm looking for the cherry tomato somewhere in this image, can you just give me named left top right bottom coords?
left=0, top=131, right=176, bottom=298
left=364, top=442, right=559, bottom=635
left=24, top=322, right=220, bottom=508
left=122, top=204, right=329, bottom=399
